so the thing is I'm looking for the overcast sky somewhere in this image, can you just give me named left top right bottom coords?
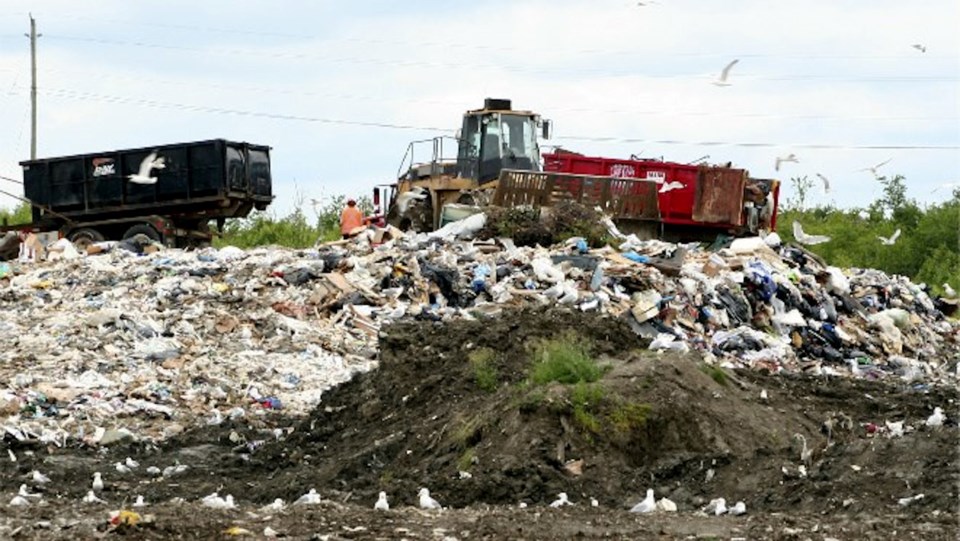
left=0, top=0, right=957, bottom=216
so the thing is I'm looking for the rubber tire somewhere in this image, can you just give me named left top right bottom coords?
left=122, top=223, right=162, bottom=242
left=68, top=228, right=106, bottom=252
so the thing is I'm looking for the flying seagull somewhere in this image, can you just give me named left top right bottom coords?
left=711, top=59, right=739, bottom=86
left=911, top=44, right=927, bottom=53
left=775, top=153, right=798, bottom=171
left=877, top=228, right=901, bottom=246
left=931, top=182, right=959, bottom=193
left=815, top=173, right=831, bottom=194
left=127, top=151, right=166, bottom=185
left=858, top=158, right=891, bottom=176
left=792, top=221, right=831, bottom=245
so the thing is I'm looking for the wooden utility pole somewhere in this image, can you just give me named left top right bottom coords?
left=26, top=14, right=39, bottom=160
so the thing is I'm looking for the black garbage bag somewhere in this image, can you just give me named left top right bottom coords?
left=419, top=260, right=463, bottom=307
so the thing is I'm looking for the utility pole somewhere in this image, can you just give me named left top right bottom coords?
left=26, top=14, right=40, bottom=160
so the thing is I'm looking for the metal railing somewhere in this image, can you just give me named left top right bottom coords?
left=395, top=136, right=461, bottom=181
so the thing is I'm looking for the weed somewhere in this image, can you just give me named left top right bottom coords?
left=530, top=335, right=604, bottom=385
left=699, top=363, right=729, bottom=386
left=516, top=389, right=546, bottom=413
left=451, top=416, right=484, bottom=449
left=457, top=447, right=476, bottom=471
left=570, top=383, right=605, bottom=434
left=609, top=401, right=652, bottom=434
left=468, top=348, right=499, bottom=392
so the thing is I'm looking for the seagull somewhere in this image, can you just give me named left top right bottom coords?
left=261, top=498, right=286, bottom=512
left=207, top=408, right=223, bottom=425
left=932, top=182, right=959, bottom=193
left=31, top=470, right=51, bottom=484
left=885, top=420, right=905, bottom=438
left=925, top=407, right=945, bottom=428
left=202, top=492, right=236, bottom=509
left=629, top=489, right=656, bottom=513
left=877, top=229, right=901, bottom=246
left=163, top=464, right=189, bottom=477
left=549, top=492, right=572, bottom=508
left=397, top=186, right=429, bottom=214
left=944, top=283, right=957, bottom=298
left=590, top=497, right=599, bottom=508
left=760, top=389, right=768, bottom=401
left=729, top=501, right=747, bottom=515
left=775, top=153, right=798, bottom=171
left=18, top=484, right=41, bottom=500
left=127, top=151, right=166, bottom=185
left=375, top=491, right=390, bottom=511
left=911, top=44, right=926, bottom=53
left=146, top=466, right=162, bottom=476
left=816, top=173, right=831, bottom=194
left=7, top=449, right=15, bottom=462
left=9, top=495, right=30, bottom=506
left=793, top=433, right=813, bottom=464
left=83, top=490, right=107, bottom=504
left=659, top=181, right=685, bottom=194
left=115, top=462, right=132, bottom=474
left=898, top=493, right=925, bottom=506
left=792, top=221, right=831, bottom=245
left=418, top=487, right=442, bottom=510
left=133, top=495, right=146, bottom=507
left=705, top=497, right=727, bottom=516
left=294, top=489, right=321, bottom=506
left=92, top=472, right=104, bottom=492
left=858, top=158, right=892, bottom=177
left=656, top=498, right=678, bottom=512
left=711, top=59, right=739, bottom=86
left=125, top=457, right=140, bottom=469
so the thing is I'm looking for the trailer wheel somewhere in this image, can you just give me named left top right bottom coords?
left=122, top=223, right=162, bottom=243
left=68, top=228, right=106, bottom=252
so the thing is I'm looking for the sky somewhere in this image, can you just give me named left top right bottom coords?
left=0, top=0, right=957, bottom=217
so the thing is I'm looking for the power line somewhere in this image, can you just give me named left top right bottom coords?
left=11, top=72, right=956, bottom=122
left=39, top=34, right=960, bottom=83
left=28, top=13, right=960, bottom=61
left=30, top=87, right=960, bottom=151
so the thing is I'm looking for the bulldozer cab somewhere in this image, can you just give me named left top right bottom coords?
left=456, top=98, right=548, bottom=182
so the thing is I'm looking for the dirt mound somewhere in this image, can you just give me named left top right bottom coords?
left=247, top=308, right=958, bottom=514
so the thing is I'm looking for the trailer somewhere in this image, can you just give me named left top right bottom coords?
left=7, top=139, right=273, bottom=251
left=526, top=150, right=780, bottom=239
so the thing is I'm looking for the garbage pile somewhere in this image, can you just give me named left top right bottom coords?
left=1, top=214, right=957, bottom=449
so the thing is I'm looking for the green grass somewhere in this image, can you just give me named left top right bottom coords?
left=530, top=336, right=604, bottom=385
left=468, top=348, right=499, bottom=392
left=451, top=416, right=484, bottom=450
left=609, top=401, right=652, bottom=434
left=571, top=383, right=605, bottom=434
left=457, top=448, right=476, bottom=471
left=699, top=363, right=729, bottom=386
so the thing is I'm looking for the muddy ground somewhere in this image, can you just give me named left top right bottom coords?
left=1, top=309, right=958, bottom=539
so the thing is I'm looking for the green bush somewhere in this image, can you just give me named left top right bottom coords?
left=530, top=336, right=604, bottom=385
left=468, top=348, right=499, bottom=392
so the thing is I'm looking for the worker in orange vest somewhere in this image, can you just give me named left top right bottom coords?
left=340, top=199, right=365, bottom=239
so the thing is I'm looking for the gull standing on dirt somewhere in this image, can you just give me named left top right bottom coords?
left=792, top=221, right=831, bottom=246
left=418, top=487, right=442, bottom=510
left=31, top=470, right=51, bottom=484
left=590, top=497, right=599, bottom=507
left=549, top=492, right=572, bottom=508
left=885, top=420, right=905, bottom=438
left=261, top=498, right=286, bottom=512
left=711, top=59, right=739, bottom=86
left=705, top=497, right=727, bottom=515
left=92, top=472, right=104, bottom=492
left=775, top=153, right=798, bottom=171
left=83, top=490, right=107, bottom=504
left=127, top=151, right=166, bottom=185
left=925, top=407, right=945, bottom=428
left=18, top=484, right=41, bottom=500
left=375, top=491, right=390, bottom=511
left=9, top=494, right=30, bottom=506
left=877, top=229, right=901, bottom=246
left=294, top=489, right=321, bottom=505
left=729, top=501, right=747, bottom=515
left=115, top=462, right=132, bottom=474
left=125, top=457, right=140, bottom=469
left=630, top=489, right=656, bottom=513
left=793, top=433, right=813, bottom=464
left=133, top=495, right=147, bottom=507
